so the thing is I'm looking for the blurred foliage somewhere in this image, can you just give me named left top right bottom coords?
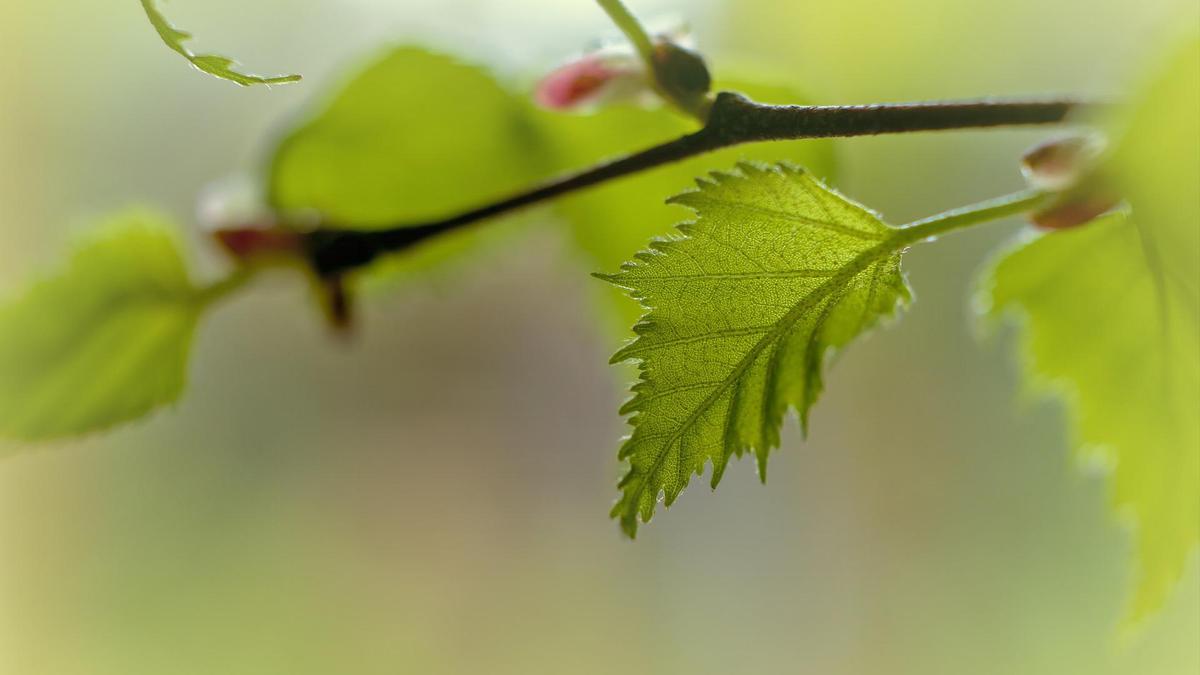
left=983, top=37, right=1199, bottom=621
left=0, top=212, right=206, bottom=441
left=268, top=49, right=544, bottom=227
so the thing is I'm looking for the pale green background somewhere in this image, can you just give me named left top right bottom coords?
left=1, top=1, right=1197, bottom=673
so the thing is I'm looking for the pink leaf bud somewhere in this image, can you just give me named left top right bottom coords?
left=1021, top=134, right=1121, bottom=231
left=535, top=51, right=646, bottom=111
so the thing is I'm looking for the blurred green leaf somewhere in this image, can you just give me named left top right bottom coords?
left=983, top=38, right=1199, bottom=620
left=140, top=0, right=301, bottom=87
left=268, top=48, right=547, bottom=229
left=603, top=163, right=910, bottom=536
left=0, top=212, right=208, bottom=442
left=535, top=79, right=836, bottom=331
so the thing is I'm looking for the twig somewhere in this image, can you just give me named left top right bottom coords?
left=304, top=92, right=1095, bottom=277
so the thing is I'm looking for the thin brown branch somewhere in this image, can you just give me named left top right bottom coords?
left=304, top=92, right=1098, bottom=277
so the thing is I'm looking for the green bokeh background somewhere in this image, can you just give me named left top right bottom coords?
left=1, top=1, right=1197, bottom=673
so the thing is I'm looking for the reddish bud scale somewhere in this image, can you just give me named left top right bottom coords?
left=1019, top=134, right=1119, bottom=231
left=535, top=56, right=626, bottom=110
left=1031, top=193, right=1121, bottom=231
left=1021, top=135, right=1105, bottom=192
left=213, top=227, right=304, bottom=261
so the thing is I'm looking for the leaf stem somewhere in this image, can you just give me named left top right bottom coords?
left=196, top=267, right=256, bottom=308
left=141, top=0, right=301, bottom=86
left=895, top=189, right=1050, bottom=246
left=595, top=0, right=657, bottom=73
left=304, top=92, right=1095, bottom=277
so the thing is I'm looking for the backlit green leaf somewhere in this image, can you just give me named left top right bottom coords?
left=0, top=212, right=209, bottom=442
left=140, top=0, right=300, bottom=87
left=268, top=48, right=546, bottom=229
left=604, top=163, right=911, bottom=536
left=982, top=38, right=1200, bottom=620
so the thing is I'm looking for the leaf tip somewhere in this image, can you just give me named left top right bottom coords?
left=592, top=270, right=623, bottom=285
